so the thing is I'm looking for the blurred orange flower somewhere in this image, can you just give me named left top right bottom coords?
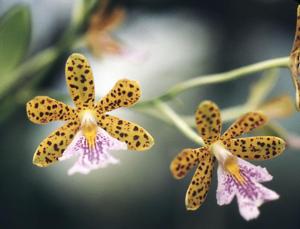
left=86, top=0, right=125, bottom=57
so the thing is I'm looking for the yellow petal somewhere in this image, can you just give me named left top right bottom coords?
left=170, top=146, right=209, bottom=179
left=290, top=51, right=300, bottom=110
left=224, top=136, right=286, bottom=160
left=290, top=6, right=300, bottom=110
left=221, top=112, right=267, bottom=142
left=96, top=79, right=141, bottom=113
left=185, top=154, right=214, bottom=210
left=65, top=53, right=95, bottom=109
left=291, top=5, right=300, bottom=54
left=33, top=120, right=80, bottom=167
left=96, top=113, right=154, bottom=151
left=195, top=100, right=222, bottom=145
left=26, top=96, right=77, bottom=124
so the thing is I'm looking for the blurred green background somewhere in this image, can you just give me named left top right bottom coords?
left=0, top=0, right=300, bottom=228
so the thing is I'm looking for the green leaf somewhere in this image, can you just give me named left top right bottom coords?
left=0, top=4, right=31, bottom=75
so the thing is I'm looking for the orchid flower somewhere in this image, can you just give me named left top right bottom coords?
left=26, top=53, right=154, bottom=175
left=170, top=101, right=286, bottom=220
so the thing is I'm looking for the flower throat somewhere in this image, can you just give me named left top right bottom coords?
left=211, top=141, right=245, bottom=184
left=80, top=110, right=98, bottom=148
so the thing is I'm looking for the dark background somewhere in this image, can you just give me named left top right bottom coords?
left=0, top=0, right=299, bottom=228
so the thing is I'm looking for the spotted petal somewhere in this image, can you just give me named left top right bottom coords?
left=96, top=114, right=154, bottom=151
left=195, top=100, right=222, bottom=145
left=225, top=136, right=286, bottom=160
left=65, top=53, right=95, bottom=109
left=185, top=154, right=214, bottom=210
left=59, top=128, right=127, bottom=175
left=96, top=79, right=141, bottom=113
left=26, top=96, right=77, bottom=124
left=289, top=6, right=300, bottom=110
left=291, top=6, right=300, bottom=54
left=221, top=112, right=267, bottom=142
left=170, top=147, right=209, bottom=179
left=33, top=120, right=80, bottom=167
left=170, top=146, right=209, bottom=179
left=216, top=158, right=279, bottom=221
left=290, top=51, right=300, bottom=110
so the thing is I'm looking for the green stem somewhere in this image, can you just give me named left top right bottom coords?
left=154, top=100, right=204, bottom=145
left=136, top=56, right=290, bottom=108
left=0, top=0, right=98, bottom=103
left=180, top=69, right=281, bottom=126
left=0, top=47, right=60, bottom=101
left=245, top=69, right=279, bottom=108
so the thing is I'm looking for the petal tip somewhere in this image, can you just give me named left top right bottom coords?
left=68, top=53, right=87, bottom=61
left=32, top=158, right=47, bottom=168
left=271, top=192, right=280, bottom=200
left=295, top=90, right=300, bottom=111
left=32, top=151, right=51, bottom=167
left=198, top=100, right=217, bottom=109
left=169, top=163, right=182, bottom=180
left=239, top=202, right=260, bottom=221
left=243, top=212, right=260, bottom=221
left=118, top=78, right=140, bottom=85
left=146, top=138, right=155, bottom=150
left=135, top=141, right=154, bottom=151
left=185, top=192, right=201, bottom=211
left=185, top=204, right=199, bottom=211
left=253, top=111, right=268, bottom=121
left=133, top=134, right=155, bottom=151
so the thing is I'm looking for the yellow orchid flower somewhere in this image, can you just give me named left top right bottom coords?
left=26, top=53, right=154, bottom=175
left=170, top=101, right=286, bottom=220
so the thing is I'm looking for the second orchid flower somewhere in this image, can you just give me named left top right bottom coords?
left=170, top=100, right=286, bottom=220
left=27, top=53, right=154, bottom=175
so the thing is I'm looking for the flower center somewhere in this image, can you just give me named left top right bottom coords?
left=210, top=141, right=245, bottom=184
left=79, top=110, right=98, bottom=149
